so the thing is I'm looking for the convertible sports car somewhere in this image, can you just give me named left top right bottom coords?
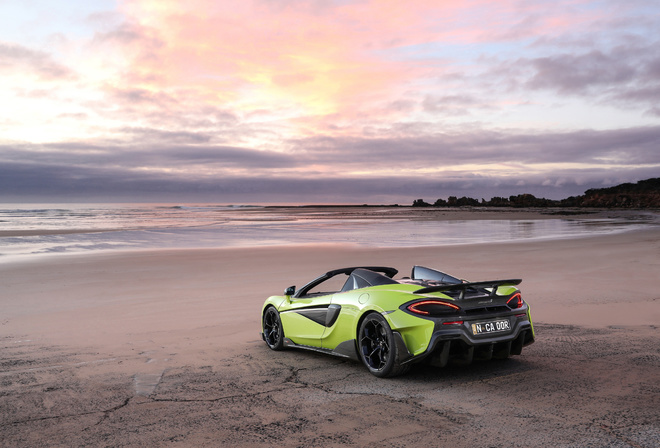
left=261, top=266, right=534, bottom=377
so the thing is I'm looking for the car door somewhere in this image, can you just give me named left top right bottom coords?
left=279, top=292, right=335, bottom=347
left=279, top=271, right=350, bottom=347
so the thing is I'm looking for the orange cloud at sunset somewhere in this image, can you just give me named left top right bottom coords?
left=109, top=0, right=613, bottom=134
left=115, top=0, right=418, bottom=121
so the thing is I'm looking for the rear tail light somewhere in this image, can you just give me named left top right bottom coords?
left=407, top=300, right=460, bottom=316
left=507, top=293, right=523, bottom=309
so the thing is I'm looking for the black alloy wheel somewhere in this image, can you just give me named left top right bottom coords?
left=358, top=313, right=408, bottom=377
left=263, top=307, right=284, bottom=350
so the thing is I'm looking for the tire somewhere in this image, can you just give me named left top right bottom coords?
left=358, top=313, right=409, bottom=378
left=263, top=307, right=285, bottom=350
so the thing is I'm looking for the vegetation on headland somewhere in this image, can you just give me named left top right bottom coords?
left=412, top=178, right=660, bottom=209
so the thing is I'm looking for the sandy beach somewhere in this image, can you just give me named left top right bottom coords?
left=1, top=224, right=659, bottom=446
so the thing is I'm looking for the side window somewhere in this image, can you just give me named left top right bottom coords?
left=355, top=275, right=371, bottom=289
left=340, top=274, right=371, bottom=292
left=341, top=275, right=356, bottom=292
left=304, top=274, right=349, bottom=296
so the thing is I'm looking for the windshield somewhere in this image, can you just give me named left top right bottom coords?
left=411, top=266, right=462, bottom=284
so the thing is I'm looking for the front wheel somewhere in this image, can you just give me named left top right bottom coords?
left=263, top=307, right=284, bottom=350
left=358, top=313, right=409, bottom=378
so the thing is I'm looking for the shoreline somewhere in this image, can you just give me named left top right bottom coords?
left=2, top=205, right=657, bottom=234
left=1, top=221, right=657, bottom=264
left=1, top=207, right=657, bottom=262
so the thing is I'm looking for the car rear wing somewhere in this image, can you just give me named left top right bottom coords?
left=415, top=279, right=522, bottom=299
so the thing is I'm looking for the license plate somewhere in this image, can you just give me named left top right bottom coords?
left=471, top=319, right=511, bottom=335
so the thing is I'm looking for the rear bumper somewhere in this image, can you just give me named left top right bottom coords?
left=397, top=315, right=535, bottom=367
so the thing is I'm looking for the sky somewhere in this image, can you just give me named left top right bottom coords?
left=1, top=0, right=659, bottom=204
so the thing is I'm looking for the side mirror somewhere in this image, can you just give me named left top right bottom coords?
left=284, top=286, right=296, bottom=296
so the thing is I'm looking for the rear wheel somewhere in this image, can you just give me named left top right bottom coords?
left=358, top=313, right=408, bottom=377
left=263, top=307, right=284, bottom=350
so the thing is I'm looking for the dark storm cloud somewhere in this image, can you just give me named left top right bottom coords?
left=295, top=125, right=660, bottom=167
left=2, top=124, right=659, bottom=202
left=1, top=157, right=656, bottom=203
left=7, top=124, right=660, bottom=173
left=0, top=42, right=73, bottom=80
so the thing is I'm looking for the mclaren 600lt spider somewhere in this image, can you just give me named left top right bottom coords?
left=261, top=266, right=534, bottom=377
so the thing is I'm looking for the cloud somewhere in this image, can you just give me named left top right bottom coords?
left=293, top=125, right=660, bottom=168
left=0, top=42, right=74, bottom=80
left=505, top=22, right=660, bottom=115
left=0, top=139, right=295, bottom=174
left=64, top=0, right=660, bottom=137
left=120, top=127, right=213, bottom=144
left=2, top=123, right=658, bottom=202
left=1, top=156, right=656, bottom=203
left=526, top=51, right=636, bottom=94
left=422, top=94, right=485, bottom=116
left=2, top=0, right=660, bottom=203
left=110, top=0, right=409, bottom=117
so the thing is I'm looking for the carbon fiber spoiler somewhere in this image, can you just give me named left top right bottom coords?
left=415, top=279, right=522, bottom=299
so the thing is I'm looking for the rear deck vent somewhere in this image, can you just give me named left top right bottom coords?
left=464, top=306, right=509, bottom=315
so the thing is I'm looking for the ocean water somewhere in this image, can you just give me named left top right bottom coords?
left=0, top=204, right=657, bottom=261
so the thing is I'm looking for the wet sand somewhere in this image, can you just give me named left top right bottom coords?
left=1, top=227, right=659, bottom=447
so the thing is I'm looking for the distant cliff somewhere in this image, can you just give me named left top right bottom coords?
left=413, top=177, right=660, bottom=209
left=568, top=178, right=660, bottom=208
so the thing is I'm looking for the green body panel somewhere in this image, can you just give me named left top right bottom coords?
left=279, top=312, right=325, bottom=345
left=320, top=302, right=359, bottom=349
left=272, top=295, right=327, bottom=346
left=383, top=310, right=435, bottom=355
left=496, top=285, right=518, bottom=296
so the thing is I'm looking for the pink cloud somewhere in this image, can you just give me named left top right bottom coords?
left=107, top=0, right=626, bottom=131
left=114, top=0, right=462, bottom=118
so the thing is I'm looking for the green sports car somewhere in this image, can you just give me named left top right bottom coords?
left=261, top=266, right=535, bottom=377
